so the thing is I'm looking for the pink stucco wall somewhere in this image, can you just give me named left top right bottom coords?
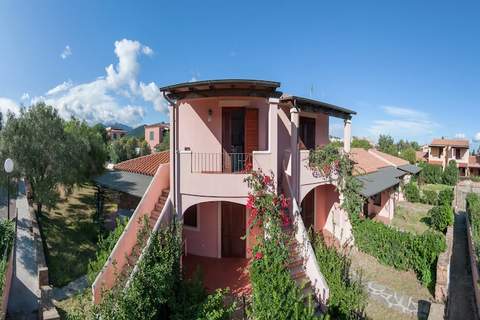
left=314, top=185, right=340, bottom=232
left=92, top=163, right=170, bottom=304
left=183, top=202, right=220, bottom=258
left=145, top=126, right=162, bottom=151
left=368, top=189, right=395, bottom=224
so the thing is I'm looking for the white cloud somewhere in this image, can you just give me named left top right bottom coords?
left=46, top=80, right=73, bottom=96
left=20, top=93, right=30, bottom=101
left=33, top=39, right=165, bottom=126
left=60, top=45, right=72, bottom=59
left=455, top=133, right=466, bottom=139
left=369, top=105, right=439, bottom=141
left=474, top=132, right=480, bottom=142
left=0, top=97, right=20, bottom=115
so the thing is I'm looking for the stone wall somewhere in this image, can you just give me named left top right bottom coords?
left=434, top=225, right=454, bottom=302
left=465, top=216, right=480, bottom=316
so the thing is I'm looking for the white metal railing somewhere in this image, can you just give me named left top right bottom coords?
left=283, top=156, right=330, bottom=308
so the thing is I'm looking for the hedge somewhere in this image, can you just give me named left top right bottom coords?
left=467, top=193, right=480, bottom=262
left=422, top=190, right=438, bottom=205
left=404, top=182, right=421, bottom=203
left=429, top=205, right=454, bottom=233
left=0, top=220, right=14, bottom=300
left=350, top=216, right=446, bottom=286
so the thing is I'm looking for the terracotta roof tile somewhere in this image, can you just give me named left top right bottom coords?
left=369, top=149, right=409, bottom=166
left=416, top=151, right=428, bottom=162
left=469, top=156, right=480, bottom=168
left=350, top=148, right=391, bottom=175
left=114, top=151, right=169, bottom=176
left=430, top=139, right=469, bottom=148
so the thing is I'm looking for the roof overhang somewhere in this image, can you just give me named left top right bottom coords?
left=280, top=95, right=356, bottom=120
left=398, top=164, right=422, bottom=175
left=159, top=79, right=282, bottom=100
left=356, top=167, right=401, bottom=198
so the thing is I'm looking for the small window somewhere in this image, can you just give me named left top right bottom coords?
left=372, top=193, right=381, bottom=206
left=456, top=148, right=461, bottom=160
left=184, top=205, right=198, bottom=228
left=149, top=131, right=154, bottom=141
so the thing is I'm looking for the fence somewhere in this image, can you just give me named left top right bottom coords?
left=191, top=153, right=252, bottom=173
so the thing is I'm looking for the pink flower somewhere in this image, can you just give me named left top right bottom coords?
left=255, top=252, right=263, bottom=260
left=246, top=194, right=255, bottom=209
left=263, top=175, right=272, bottom=185
left=281, top=196, right=289, bottom=209
left=281, top=213, right=291, bottom=227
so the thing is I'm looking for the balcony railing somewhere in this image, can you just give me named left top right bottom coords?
left=191, top=152, right=252, bottom=174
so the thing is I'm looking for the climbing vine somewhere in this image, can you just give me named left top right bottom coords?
left=245, top=170, right=316, bottom=320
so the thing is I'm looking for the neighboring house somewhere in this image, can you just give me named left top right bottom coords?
left=144, top=122, right=169, bottom=151
left=425, top=138, right=480, bottom=177
left=106, top=127, right=128, bottom=140
left=351, top=148, right=421, bottom=224
left=92, top=79, right=361, bottom=308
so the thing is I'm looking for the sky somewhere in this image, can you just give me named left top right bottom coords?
left=0, top=0, right=479, bottom=147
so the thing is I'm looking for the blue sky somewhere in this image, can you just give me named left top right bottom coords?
left=0, top=0, right=479, bottom=146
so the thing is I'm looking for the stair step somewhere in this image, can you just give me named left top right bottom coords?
left=291, top=270, right=306, bottom=280
left=288, top=258, right=304, bottom=269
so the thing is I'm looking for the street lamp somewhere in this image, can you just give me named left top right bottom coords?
left=4, top=158, right=13, bottom=220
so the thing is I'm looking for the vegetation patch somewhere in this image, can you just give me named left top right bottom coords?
left=391, top=202, right=432, bottom=235
left=467, top=193, right=480, bottom=262
left=0, top=220, right=15, bottom=300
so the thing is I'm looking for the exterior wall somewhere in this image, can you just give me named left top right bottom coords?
left=314, top=185, right=340, bottom=232
left=298, top=111, right=329, bottom=148
left=183, top=202, right=220, bottom=258
left=177, top=97, right=269, bottom=153
left=451, top=147, right=469, bottom=165
left=145, top=126, right=162, bottom=151
left=368, top=189, right=395, bottom=224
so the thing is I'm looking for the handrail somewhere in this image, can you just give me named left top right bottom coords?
left=125, top=192, right=172, bottom=288
left=191, top=152, right=252, bottom=174
left=283, top=156, right=330, bottom=308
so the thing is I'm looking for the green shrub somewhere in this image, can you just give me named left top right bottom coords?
left=313, top=235, right=367, bottom=319
left=87, top=218, right=128, bottom=285
left=443, top=160, right=459, bottom=186
left=420, top=163, right=443, bottom=184
left=438, top=189, right=454, bottom=206
left=351, top=218, right=446, bottom=286
left=404, top=182, right=421, bottom=203
left=467, top=193, right=480, bottom=261
left=429, top=205, right=454, bottom=232
left=422, top=190, right=438, bottom=205
left=0, top=220, right=14, bottom=299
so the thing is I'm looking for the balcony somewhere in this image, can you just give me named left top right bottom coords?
left=299, top=149, right=339, bottom=201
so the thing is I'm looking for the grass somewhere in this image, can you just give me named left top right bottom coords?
left=55, top=289, right=93, bottom=319
left=349, top=250, right=433, bottom=316
left=421, top=184, right=453, bottom=193
left=365, top=299, right=416, bottom=320
left=40, top=184, right=116, bottom=287
left=391, top=201, right=433, bottom=235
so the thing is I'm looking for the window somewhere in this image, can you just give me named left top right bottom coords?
left=149, top=131, right=154, bottom=141
left=372, top=193, right=381, bottom=206
left=184, top=205, right=198, bottom=228
left=455, top=148, right=461, bottom=160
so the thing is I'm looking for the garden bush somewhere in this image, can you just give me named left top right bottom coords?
left=350, top=215, right=446, bottom=286
left=87, top=218, right=128, bottom=285
left=404, top=182, right=421, bottom=203
left=313, top=235, right=366, bottom=319
left=422, top=190, right=438, bottom=205
left=420, top=163, right=443, bottom=185
left=467, top=193, right=480, bottom=260
left=438, top=188, right=454, bottom=206
left=0, top=220, right=14, bottom=299
left=443, top=160, right=459, bottom=186
left=429, top=205, right=454, bottom=233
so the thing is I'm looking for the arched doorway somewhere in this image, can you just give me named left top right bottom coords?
left=300, top=184, right=339, bottom=233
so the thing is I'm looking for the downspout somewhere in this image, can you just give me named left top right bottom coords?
left=163, top=91, right=178, bottom=218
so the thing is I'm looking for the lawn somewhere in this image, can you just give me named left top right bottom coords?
left=391, top=201, right=433, bottom=235
left=40, top=184, right=116, bottom=287
left=421, top=183, right=453, bottom=193
left=349, top=250, right=433, bottom=320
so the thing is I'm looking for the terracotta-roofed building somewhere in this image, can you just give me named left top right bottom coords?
left=369, top=149, right=409, bottom=167
left=114, top=151, right=170, bottom=176
left=469, top=155, right=480, bottom=176
left=106, top=127, right=128, bottom=140
left=144, top=122, right=169, bottom=151
left=425, top=138, right=475, bottom=176
left=416, top=150, right=428, bottom=162
left=350, top=148, right=391, bottom=175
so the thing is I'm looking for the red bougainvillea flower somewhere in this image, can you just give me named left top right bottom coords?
left=263, top=175, right=272, bottom=185
left=281, top=196, right=289, bottom=209
left=246, top=194, right=255, bottom=209
left=280, top=213, right=291, bottom=227
left=255, top=252, right=263, bottom=260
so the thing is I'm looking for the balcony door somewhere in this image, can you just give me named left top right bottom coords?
left=222, top=108, right=258, bottom=172
left=299, top=116, right=316, bottom=150
left=221, top=202, right=246, bottom=258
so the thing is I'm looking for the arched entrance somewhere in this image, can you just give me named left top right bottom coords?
left=300, top=184, right=339, bottom=233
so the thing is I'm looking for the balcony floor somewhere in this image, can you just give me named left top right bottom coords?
left=182, top=254, right=251, bottom=297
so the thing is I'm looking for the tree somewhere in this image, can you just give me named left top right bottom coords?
left=92, top=123, right=108, bottom=144
left=351, top=138, right=372, bottom=150
left=443, top=160, right=459, bottom=186
left=1, top=103, right=74, bottom=214
left=154, top=131, right=170, bottom=152
left=108, top=136, right=151, bottom=164
left=400, top=147, right=417, bottom=164
left=377, top=134, right=397, bottom=155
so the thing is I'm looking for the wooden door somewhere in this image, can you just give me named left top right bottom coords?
left=244, top=108, right=258, bottom=168
left=222, top=108, right=245, bottom=172
left=301, top=190, right=315, bottom=230
left=221, top=202, right=246, bottom=258
left=299, top=117, right=316, bottom=150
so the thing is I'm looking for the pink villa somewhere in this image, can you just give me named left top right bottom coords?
left=91, top=79, right=420, bottom=309
left=423, top=138, right=480, bottom=177
left=144, top=122, right=169, bottom=151
left=106, top=126, right=127, bottom=140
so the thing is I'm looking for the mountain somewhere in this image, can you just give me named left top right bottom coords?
left=128, top=125, right=145, bottom=138
left=104, top=122, right=133, bottom=132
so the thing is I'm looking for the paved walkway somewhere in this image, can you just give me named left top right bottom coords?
left=447, top=212, right=477, bottom=320
left=52, top=275, right=88, bottom=302
left=7, top=180, right=39, bottom=319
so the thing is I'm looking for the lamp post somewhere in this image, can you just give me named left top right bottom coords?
left=4, top=158, right=13, bottom=220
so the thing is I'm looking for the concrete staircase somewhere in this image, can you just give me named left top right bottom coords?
left=283, top=225, right=318, bottom=309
